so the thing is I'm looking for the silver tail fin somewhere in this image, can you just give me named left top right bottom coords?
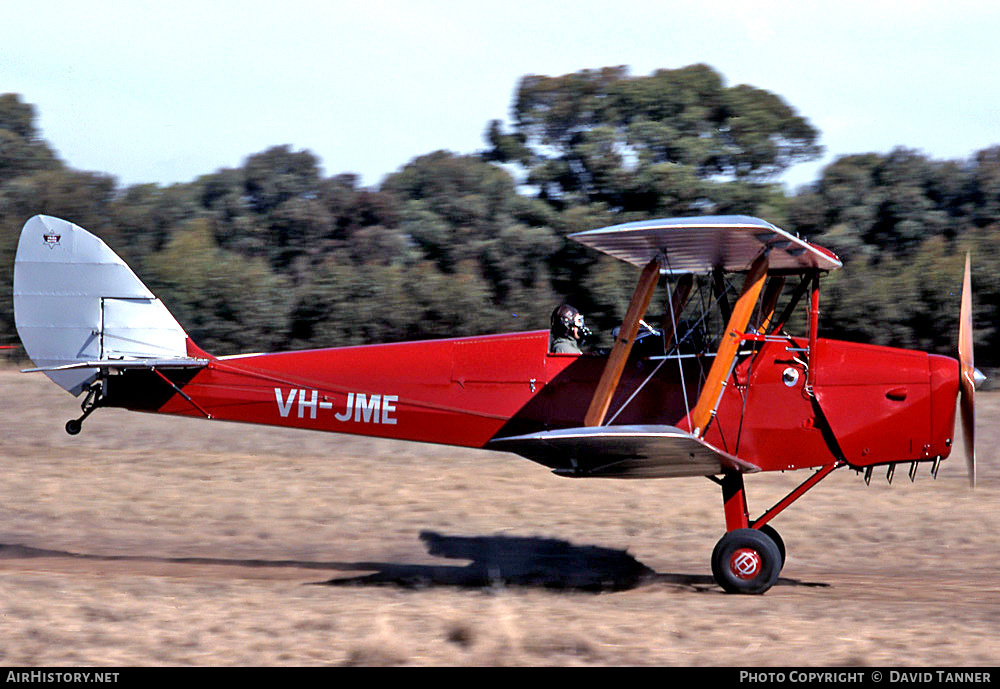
left=14, top=215, right=192, bottom=395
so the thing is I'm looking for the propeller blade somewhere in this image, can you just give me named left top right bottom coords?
left=958, top=253, right=976, bottom=489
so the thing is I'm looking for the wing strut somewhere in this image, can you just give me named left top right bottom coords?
left=688, top=253, right=769, bottom=437
left=584, top=257, right=662, bottom=427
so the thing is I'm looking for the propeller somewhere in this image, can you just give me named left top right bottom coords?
left=958, top=253, right=977, bottom=488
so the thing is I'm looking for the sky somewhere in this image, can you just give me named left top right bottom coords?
left=3, top=1, right=999, bottom=192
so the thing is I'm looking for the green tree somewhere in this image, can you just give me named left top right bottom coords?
left=145, top=219, right=292, bottom=354
left=3, top=82, right=996, bottom=369
left=382, top=151, right=563, bottom=329
left=487, top=64, right=821, bottom=213
left=0, top=94, right=60, bottom=184
left=970, top=146, right=1000, bottom=226
left=791, top=149, right=972, bottom=261
left=288, top=258, right=499, bottom=348
left=795, top=146, right=1000, bottom=367
left=242, top=145, right=322, bottom=214
left=107, top=182, right=200, bottom=270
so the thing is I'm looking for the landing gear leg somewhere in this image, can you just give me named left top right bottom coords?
left=65, top=382, right=103, bottom=435
left=709, top=464, right=842, bottom=594
left=710, top=472, right=782, bottom=594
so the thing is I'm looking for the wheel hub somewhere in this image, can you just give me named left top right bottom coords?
left=730, top=548, right=761, bottom=579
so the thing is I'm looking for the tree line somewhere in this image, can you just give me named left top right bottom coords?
left=0, top=64, right=996, bottom=369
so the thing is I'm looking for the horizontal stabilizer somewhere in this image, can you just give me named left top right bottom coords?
left=22, top=358, right=210, bottom=373
left=490, top=425, right=759, bottom=478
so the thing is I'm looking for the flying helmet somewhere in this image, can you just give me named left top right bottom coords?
left=550, top=304, right=592, bottom=341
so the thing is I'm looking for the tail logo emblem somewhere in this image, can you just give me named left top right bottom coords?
left=42, top=233, right=61, bottom=249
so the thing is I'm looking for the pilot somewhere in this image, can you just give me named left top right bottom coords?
left=549, top=304, right=591, bottom=354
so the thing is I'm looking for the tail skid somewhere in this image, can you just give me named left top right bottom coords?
left=14, top=215, right=198, bottom=395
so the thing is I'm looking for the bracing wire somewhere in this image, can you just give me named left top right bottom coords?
left=661, top=252, right=692, bottom=424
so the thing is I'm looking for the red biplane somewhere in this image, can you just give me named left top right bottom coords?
left=13, top=214, right=983, bottom=594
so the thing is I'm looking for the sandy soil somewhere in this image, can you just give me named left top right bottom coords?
left=0, top=367, right=997, bottom=666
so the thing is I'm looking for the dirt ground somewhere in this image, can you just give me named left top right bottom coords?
left=0, top=367, right=997, bottom=666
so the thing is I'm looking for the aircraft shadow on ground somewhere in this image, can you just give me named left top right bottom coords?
left=0, top=534, right=827, bottom=593
left=325, top=531, right=654, bottom=592
left=322, top=531, right=828, bottom=592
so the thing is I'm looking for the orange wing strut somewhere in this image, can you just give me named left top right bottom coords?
left=584, top=257, right=662, bottom=427
left=688, top=254, right=769, bottom=437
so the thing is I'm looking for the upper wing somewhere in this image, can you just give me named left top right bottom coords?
left=569, top=215, right=841, bottom=274
left=489, top=425, right=759, bottom=478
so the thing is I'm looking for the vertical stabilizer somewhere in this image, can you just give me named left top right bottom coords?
left=14, top=215, right=189, bottom=395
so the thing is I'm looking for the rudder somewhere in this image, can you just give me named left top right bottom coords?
left=14, top=215, right=191, bottom=395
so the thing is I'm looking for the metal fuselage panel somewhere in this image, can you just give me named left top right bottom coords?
left=810, top=340, right=958, bottom=467
left=703, top=338, right=838, bottom=472
left=702, top=338, right=959, bottom=471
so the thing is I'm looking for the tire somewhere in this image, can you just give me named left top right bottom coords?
left=711, top=528, right=782, bottom=594
left=756, top=523, right=786, bottom=570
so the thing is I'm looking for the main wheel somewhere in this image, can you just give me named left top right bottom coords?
left=756, top=523, right=786, bottom=570
left=711, top=528, right=782, bottom=594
